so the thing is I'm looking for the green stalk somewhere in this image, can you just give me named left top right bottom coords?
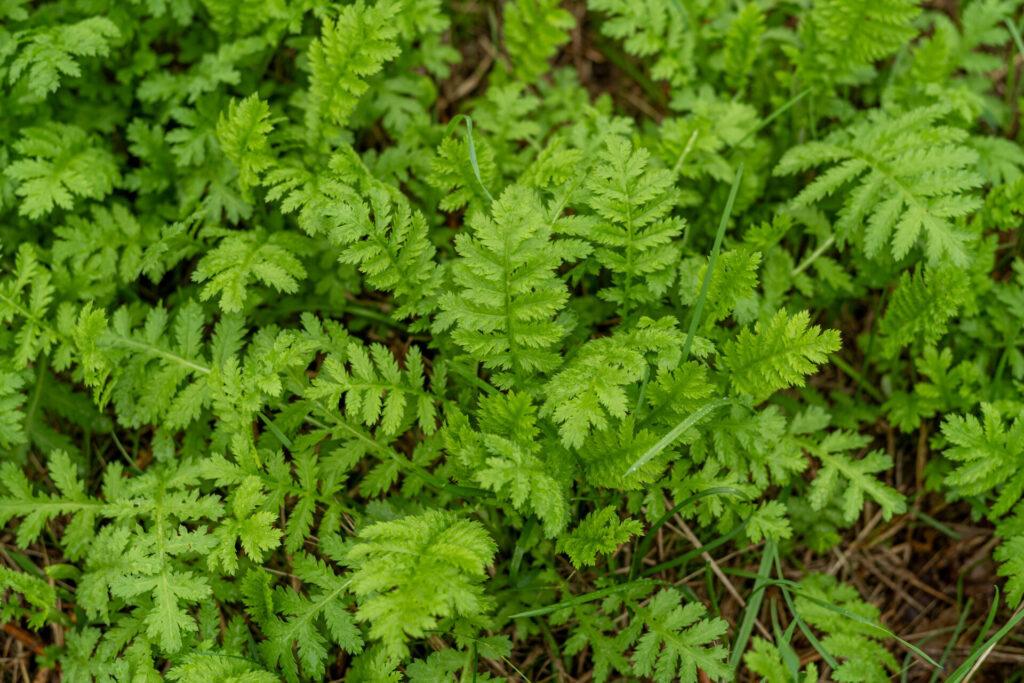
left=681, top=163, right=744, bottom=362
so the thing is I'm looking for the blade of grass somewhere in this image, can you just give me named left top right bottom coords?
left=990, top=319, right=1021, bottom=401
left=638, top=164, right=744, bottom=430
left=629, top=486, right=747, bottom=580
left=928, top=599, right=972, bottom=683
left=779, top=585, right=840, bottom=670
left=588, top=33, right=668, bottom=107
left=5, top=549, right=48, bottom=579
left=641, top=514, right=752, bottom=577
left=731, top=89, right=811, bottom=150
left=909, top=506, right=962, bottom=540
left=626, top=398, right=731, bottom=476
left=949, top=592, right=1024, bottom=682
left=855, top=286, right=888, bottom=402
left=1005, top=18, right=1024, bottom=135
left=681, top=163, right=744, bottom=363
left=343, top=304, right=409, bottom=332
left=771, top=544, right=839, bottom=670
left=705, top=563, right=722, bottom=620
left=448, top=360, right=499, bottom=396
left=110, top=431, right=142, bottom=474
left=676, top=582, right=700, bottom=602
left=508, top=579, right=657, bottom=619
left=969, top=589, right=1002, bottom=655
left=671, top=129, right=700, bottom=177
left=258, top=411, right=292, bottom=449
left=510, top=515, right=537, bottom=582
left=444, top=114, right=493, bottom=202
left=791, top=235, right=835, bottom=277
left=721, top=569, right=801, bottom=593
left=765, top=543, right=939, bottom=669
left=632, top=364, right=651, bottom=421
left=729, top=540, right=776, bottom=668
left=830, top=353, right=885, bottom=403
left=771, top=599, right=802, bottom=680
left=796, top=594, right=941, bottom=670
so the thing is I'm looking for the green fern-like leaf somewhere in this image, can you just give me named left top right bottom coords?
left=995, top=535, right=1024, bottom=607
left=0, top=566, right=58, bottom=629
left=429, top=135, right=499, bottom=213
left=307, top=0, right=401, bottom=125
left=217, top=94, right=275, bottom=197
left=192, top=228, right=309, bottom=313
left=0, top=368, right=26, bottom=449
left=775, top=105, right=983, bottom=266
left=308, top=341, right=443, bottom=438
left=8, top=16, right=120, bottom=100
left=633, top=588, right=732, bottom=683
left=580, top=136, right=683, bottom=312
left=503, top=0, right=574, bottom=83
left=557, top=506, right=642, bottom=568
left=678, top=248, right=761, bottom=328
left=0, top=450, right=98, bottom=551
left=4, top=122, right=119, bottom=218
left=434, top=184, right=588, bottom=386
left=812, top=0, right=919, bottom=65
left=943, top=403, right=1024, bottom=516
left=723, top=3, right=765, bottom=91
left=208, top=476, right=281, bottom=573
left=795, top=574, right=898, bottom=682
left=332, top=186, right=442, bottom=320
left=589, top=0, right=693, bottom=85
left=446, top=391, right=572, bottom=536
left=0, top=244, right=58, bottom=368
left=802, top=430, right=906, bottom=524
left=542, top=317, right=685, bottom=449
left=720, top=309, right=840, bottom=401
left=877, top=264, right=971, bottom=357
left=257, top=554, right=363, bottom=683
left=345, top=509, right=497, bottom=658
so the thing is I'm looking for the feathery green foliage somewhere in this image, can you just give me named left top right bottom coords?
left=435, top=184, right=587, bottom=386
left=720, top=310, right=840, bottom=401
left=345, top=510, right=496, bottom=657
left=633, top=589, right=731, bottom=683
left=580, top=136, right=683, bottom=312
left=2, top=0, right=1023, bottom=679
left=503, top=0, right=574, bottom=83
left=557, top=506, right=643, bottom=568
left=776, top=105, right=984, bottom=266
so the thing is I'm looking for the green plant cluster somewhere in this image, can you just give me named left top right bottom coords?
left=2, top=0, right=1024, bottom=680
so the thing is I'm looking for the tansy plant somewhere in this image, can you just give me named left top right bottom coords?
left=2, top=0, right=1024, bottom=680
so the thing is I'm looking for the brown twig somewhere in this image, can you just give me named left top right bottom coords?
left=2, top=624, right=44, bottom=656
left=674, top=518, right=772, bottom=641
